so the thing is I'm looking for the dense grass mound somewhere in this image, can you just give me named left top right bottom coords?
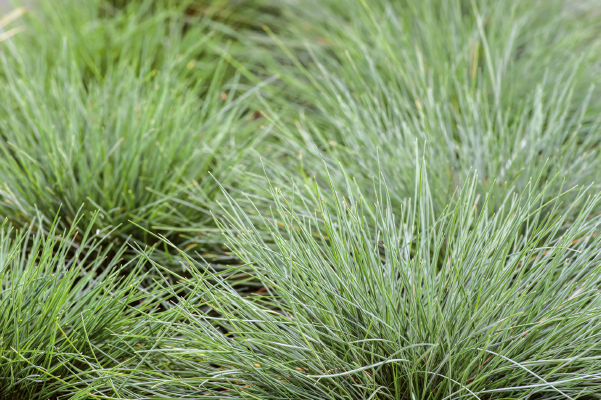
left=110, top=168, right=601, bottom=399
left=0, top=0, right=269, bottom=249
left=252, top=0, right=601, bottom=220
left=0, top=215, right=156, bottom=399
left=22, top=0, right=273, bottom=84
left=0, top=41, right=257, bottom=246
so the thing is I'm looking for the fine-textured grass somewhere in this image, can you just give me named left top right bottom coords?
left=22, top=0, right=271, bottom=85
left=0, top=0, right=268, bottom=249
left=0, top=0, right=601, bottom=398
left=0, top=214, right=158, bottom=399
left=246, top=0, right=601, bottom=222
left=105, top=167, right=601, bottom=399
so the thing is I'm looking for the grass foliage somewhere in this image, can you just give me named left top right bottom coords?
left=133, top=170, right=601, bottom=399
left=256, top=0, right=601, bottom=218
left=0, top=0, right=264, bottom=246
left=0, top=0, right=600, bottom=398
left=0, top=215, right=156, bottom=399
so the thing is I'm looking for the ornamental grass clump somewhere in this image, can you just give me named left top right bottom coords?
left=0, top=16, right=263, bottom=248
left=22, top=0, right=266, bottom=85
left=136, top=166, right=601, bottom=399
left=0, top=214, right=157, bottom=399
left=252, top=0, right=601, bottom=221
